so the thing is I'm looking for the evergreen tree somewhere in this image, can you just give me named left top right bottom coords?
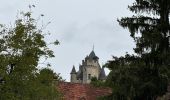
left=105, top=0, right=170, bottom=99
left=118, top=0, right=170, bottom=65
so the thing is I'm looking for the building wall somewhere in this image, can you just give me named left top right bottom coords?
left=86, top=66, right=99, bottom=83
left=82, top=59, right=100, bottom=83
left=86, top=60, right=98, bottom=66
left=71, top=63, right=101, bottom=84
left=70, top=51, right=102, bottom=84
left=70, top=73, right=77, bottom=83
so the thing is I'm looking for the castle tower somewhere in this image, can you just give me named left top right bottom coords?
left=70, top=65, right=77, bottom=83
left=99, top=66, right=106, bottom=81
left=82, top=50, right=100, bottom=83
left=70, top=50, right=106, bottom=84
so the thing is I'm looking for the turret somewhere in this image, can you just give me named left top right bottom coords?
left=70, top=65, right=77, bottom=83
left=99, top=66, right=106, bottom=81
left=89, top=50, right=99, bottom=60
left=70, top=49, right=106, bottom=84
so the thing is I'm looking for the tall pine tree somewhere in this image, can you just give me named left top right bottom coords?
left=105, top=0, right=170, bottom=99
left=119, top=0, right=170, bottom=66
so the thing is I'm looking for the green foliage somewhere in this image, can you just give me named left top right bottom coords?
left=0, top=10, right=62, bottom=100
left=29, top=68, right=63, bottom=100
left=106, top=0, right=170, bottom=99
left=105, top=54, right=168, bottom=100
left=118, top=0, right=170, bottom=57
left=90, top=77, right=106, bottom=87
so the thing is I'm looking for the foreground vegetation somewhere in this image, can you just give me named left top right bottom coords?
left=0, top=8, right=62, bottom=99
left=96, top=0, right=170, bottom=100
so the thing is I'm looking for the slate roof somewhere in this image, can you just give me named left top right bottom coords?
left=89, top=50, right=99, bottom=59
left=58, top=82, right=112, bottom=100
left=70, top=66, right=76, bottom=74
left=76, top=66, right=83, bottom=80
left=99, top=67, right=106, bottom=80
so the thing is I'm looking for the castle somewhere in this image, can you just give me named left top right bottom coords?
left=70, top=50, right=106, bottom=84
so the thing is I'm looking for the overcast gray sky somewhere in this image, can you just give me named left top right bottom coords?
left=1, top=0, right=135, bottom=81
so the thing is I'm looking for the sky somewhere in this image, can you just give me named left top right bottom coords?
left=0, top=0, right=135, bottom=81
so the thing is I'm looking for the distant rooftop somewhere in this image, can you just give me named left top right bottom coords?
left=88, top=50, right=99, bottom=59
left=58, top=82, right=112, bottom=100
left=70, top=66, right=76, bottom=74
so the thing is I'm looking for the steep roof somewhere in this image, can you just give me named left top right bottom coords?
left=99, top=67, right=106, bottom=80
left=58, top=82, right=112, bottom=100
left=89, top=50, right=99, bottom=59
left=76, top=65, right=83, bottom=80
left=70, top=66, right=76, bottom=74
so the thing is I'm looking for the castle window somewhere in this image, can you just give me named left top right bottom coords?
left=88, top=74, right=91, bottom=80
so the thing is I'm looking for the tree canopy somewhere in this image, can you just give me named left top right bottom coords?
left=105, top=0, right=170, bottom=99
left=0, top=9, right=61, bottom=100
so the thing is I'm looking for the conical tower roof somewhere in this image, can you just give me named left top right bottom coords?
left=70, top=66, right=76, bottom=74
left=99, top=67, right=106, bottom=80
left=89, top=50, right=99, bottom=59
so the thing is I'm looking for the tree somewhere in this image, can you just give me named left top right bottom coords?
left=0, top=9, right=61, bottom=100
left=30, top=68, right=63, bottom=100
left=105, top=0, right=170, bottom=99
left=105, top=54, right=168, bottom=100
left=118, top=0, right=170, bottom=65
left=90, top=77, right=106, bottom=87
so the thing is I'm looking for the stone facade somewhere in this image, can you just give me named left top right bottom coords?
left=70, top=50, right=106, bottom=84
